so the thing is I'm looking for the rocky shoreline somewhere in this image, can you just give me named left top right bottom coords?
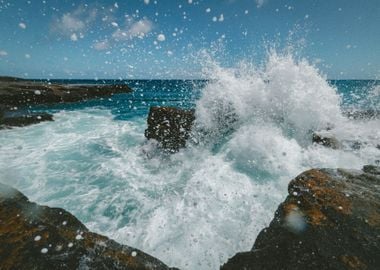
left=0, top=76, right=133, bottom=128
left=0, top=182, right=177, bottom=270
left=1, top=166, right=379, bottom=269
left=222, top=165, right=380, bottom=270
left=1, top=99, right=380, bottom=268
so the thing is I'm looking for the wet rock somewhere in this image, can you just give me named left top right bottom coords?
left=221, top=166, right=380, bottom=270
left=362, top=165, right=380, bottom=175
left=0, top=113, right=53, bottom=129
left=0, top=182, right=176, bottom=270
left=145, top=106, right=195, bottom=152
left=0, top=76, right=132, bottom=107
left=344, top=109, right=380, bottom=120
left=312, top=132, right=341, bottom=149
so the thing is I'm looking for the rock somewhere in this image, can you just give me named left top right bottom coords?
left=0, top=76, right=23, bottom=82
left=344, top=109, right=380, bottom=120
left=362, top=165, right=380, bottom=175
left=0, top=182, right=176, bottom=270
left=0, top=76, right=133, bottom=107
left=145, top=106, right=195, bottom=152
left=312, top=132, right=341, bottom=149
left=221, top=166, right=380, bottom=270
left=0, top=113, right=54, bottom=129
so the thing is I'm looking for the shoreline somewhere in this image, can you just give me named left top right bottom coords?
left=0, top=76, right=133, bottom=128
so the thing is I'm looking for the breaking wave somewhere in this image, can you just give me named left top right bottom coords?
left=0, top=49, right=379, bottom=270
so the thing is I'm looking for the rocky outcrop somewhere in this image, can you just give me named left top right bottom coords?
left=222, top=166, right=380, bottom=270
left=0, top=113, right=54, bottom=129
left=312, top=132, right=341, bottom=149
left=0, top=76, right=133, bottom=108
left=145, top=106, right=195, bottom=152
left=0, top=183, right=176, bottom=270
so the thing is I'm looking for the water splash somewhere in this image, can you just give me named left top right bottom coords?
left=0, top=49, right=379, bottom=270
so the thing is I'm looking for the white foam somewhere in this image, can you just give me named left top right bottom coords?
left=0, top=50, right=378, bottom=270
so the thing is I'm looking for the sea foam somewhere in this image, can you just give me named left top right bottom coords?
left=0, top=50, right=379, bottom=270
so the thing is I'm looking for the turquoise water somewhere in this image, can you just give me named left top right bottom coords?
left=1, top=55, right=379, bottom=269
left=26, top=79, right=380, bottom=118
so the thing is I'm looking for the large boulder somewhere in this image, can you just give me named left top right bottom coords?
left=222, top=166, right=380, bottom=270
left=0, top=183, right=176, bottom=270
left=145, top=106, right=195, bottom=152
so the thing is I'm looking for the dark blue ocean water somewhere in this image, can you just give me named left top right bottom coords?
left=28, top=79, right=379, bottom=121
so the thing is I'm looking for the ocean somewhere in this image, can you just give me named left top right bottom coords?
left=0, top=53, right=379, bottom=269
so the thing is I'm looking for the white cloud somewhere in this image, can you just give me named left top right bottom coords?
left=0, top=50, right=8, bottom=56
left=51, top=6, right=97, bottom=39
left=255, top=0, right=267, bottom=8
left=60, top=14, right=86, bottom=32
left=112, top=18, right=153, bottom=41
left=93, top=40, right=110, bottom=50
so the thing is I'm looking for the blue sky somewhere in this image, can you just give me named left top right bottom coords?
left=0, top=0, right=379, bottom=79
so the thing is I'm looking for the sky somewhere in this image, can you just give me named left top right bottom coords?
left=0, top=0, right=379, bottom=79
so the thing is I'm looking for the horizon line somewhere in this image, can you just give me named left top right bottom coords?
left=1, top=75, right=379, bottom=81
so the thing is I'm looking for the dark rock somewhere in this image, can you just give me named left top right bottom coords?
left=0, top=113, right=53, bottom=129
left=145, top=106, right=195, bottom=152
left=221, top=166, right=380, bottom=270
left=344, top=109, right=380, bottom=120
left=0, top=77, right=133, bottom=107
left=312, top=133, right=341, bottom=149
left=362, top=165, right=380, bottom=175
left=0, top=76, right=23, bottom=82
left=0, top=182, right=176, bottom=270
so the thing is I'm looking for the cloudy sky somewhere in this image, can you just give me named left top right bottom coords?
left=0, top=0, right=379, bottom=79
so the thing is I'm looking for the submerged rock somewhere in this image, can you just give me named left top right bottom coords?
left=145, top=106, right=195, bottom=152
left=221, top=166, right=380, bottom=270
left=312, top=132, right=341, bottom=149
left=0, top=113, right=53, bottom=129
left=0, top=183, right=176, bottom=270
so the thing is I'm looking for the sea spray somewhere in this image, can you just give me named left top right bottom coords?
left=195, top=50, right=344, bottom=146
left=0, top=50, right=379, bottom=270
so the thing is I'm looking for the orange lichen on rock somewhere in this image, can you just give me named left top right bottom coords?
left=366, top=210, right=380, bottom=227
left=341, top=255, right=367, bottom=270
left=222, top=166, right=380, bottom=270
left=288, top=169, right=352, bottom=226
left=0, top=183, right=175, bottom=270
